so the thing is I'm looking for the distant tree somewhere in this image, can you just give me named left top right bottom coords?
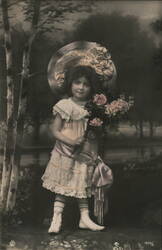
left=151, top=19, right=162, bottom=34
left=0, top=0, right=15, bottom=212
left=150, top=18, right=162, bottom=132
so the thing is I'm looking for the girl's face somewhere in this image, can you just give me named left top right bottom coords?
left=71, top=76, right=91, bottom=101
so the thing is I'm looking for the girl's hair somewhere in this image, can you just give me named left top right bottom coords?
left=64, top=65, right=101, bottom=97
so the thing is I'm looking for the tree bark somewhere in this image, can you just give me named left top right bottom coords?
left=149, top=120, right=154, bottom=138
left=139, top=119, right=144, bottom=139
left=6, top=0, right=41, bottom=211
left=33, top=118, right=41, bottom=165
left=0, top=0, right=14, bottom=212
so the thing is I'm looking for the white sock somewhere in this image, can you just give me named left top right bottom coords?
left=48, top=201, right=64, bottom=233
left=79, top=208, right=105, bottom=231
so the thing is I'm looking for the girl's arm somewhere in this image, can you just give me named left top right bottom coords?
left=52, top=113, right=84, bottom=146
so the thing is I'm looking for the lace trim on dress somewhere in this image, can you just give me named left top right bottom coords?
left=53, top=105, right=71, bottom=121
left=42, top=181, right=92, bottom=198
left=52, top=98, right=89, bottom=121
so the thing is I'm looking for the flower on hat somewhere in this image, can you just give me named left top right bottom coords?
left=52, top=44, right=115, bottom=89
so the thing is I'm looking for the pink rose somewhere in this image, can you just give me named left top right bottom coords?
left=93, top=94, right=107, bottom=105
left=89, top=118, right=103, bottom=127
left=105, top=99, right=130, bottom=116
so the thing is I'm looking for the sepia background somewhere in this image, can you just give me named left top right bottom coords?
left=0, top=1, right=162, bottom=249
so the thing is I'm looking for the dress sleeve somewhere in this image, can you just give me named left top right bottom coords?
left=52, top=99, right=72, bottom=121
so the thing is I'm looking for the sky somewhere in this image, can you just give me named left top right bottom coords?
left=66, top=1, right=162, bottom=26
left=97, top=1, right=162, bottom=19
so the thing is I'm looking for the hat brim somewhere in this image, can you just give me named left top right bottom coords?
left=48, top=41, right=117, bottom=95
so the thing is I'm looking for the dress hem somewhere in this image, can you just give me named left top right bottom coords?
left=42, top=182, right=92, bottom=198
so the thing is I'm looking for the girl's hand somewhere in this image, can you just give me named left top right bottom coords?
left=72, top=136, right=85, bottom=146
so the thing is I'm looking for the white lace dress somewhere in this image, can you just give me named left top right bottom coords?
left=41, top=98, right=98, bottom=198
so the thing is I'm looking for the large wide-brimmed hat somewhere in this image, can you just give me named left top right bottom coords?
left=47, top=41, right=117, bottom=95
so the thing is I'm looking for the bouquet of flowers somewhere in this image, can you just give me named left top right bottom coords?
left=84, top=93, right=134, bottom=139
left=73, top=93, right=133, bottom=156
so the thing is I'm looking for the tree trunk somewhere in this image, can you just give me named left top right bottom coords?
left=0, top=0, right=14, bottom=212
left=149, top=120, right=154, bottom=138
left=31, top=119, right=41, bottom=224
left=139, top=119, right=144, bottom=139
left=134, top=123, right=138, bottom=137
left=0, top=40, right=7, bottom=121
left=33, top=118, right=41, bottom=165
left=6, top=0, right=41, bottom=211
left=6, top=46, right=31, bottom=211
left=6, top=106, right=25, bottom=211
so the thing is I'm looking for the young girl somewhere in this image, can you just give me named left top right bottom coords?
left=42, top=65, right=106, bottom=233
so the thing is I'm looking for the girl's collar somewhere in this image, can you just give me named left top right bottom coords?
left=70, top=97, right=87, bottom=107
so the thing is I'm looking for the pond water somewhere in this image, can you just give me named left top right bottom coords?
left=0, top=145, right=162, bottom=167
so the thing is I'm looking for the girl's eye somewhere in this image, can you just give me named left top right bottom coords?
left=84, top=83, right=90, bottom=88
